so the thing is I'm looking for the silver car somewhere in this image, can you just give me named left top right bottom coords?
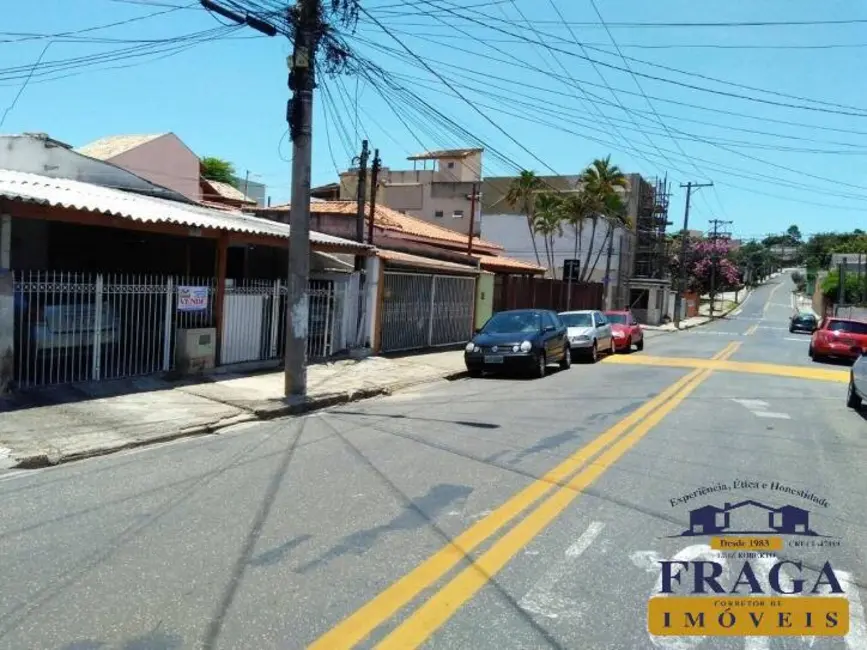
left=559, top=310, right=615, bottom=363
left=848, top=346, right=867, bottom=409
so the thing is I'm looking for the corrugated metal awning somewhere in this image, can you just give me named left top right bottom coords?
left=0, top=169, right=370, bottom=251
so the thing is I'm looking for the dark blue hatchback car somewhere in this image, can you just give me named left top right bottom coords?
left=464, top=309, right=571, bottom=378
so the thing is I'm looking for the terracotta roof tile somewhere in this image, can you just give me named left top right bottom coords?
left=266, top=200, right=504, bottom=253
left=202, top=179, right=255, bottom=204
left=378, top=249, right=478, bottom=274
left=474, top=254, right=547, bottom=274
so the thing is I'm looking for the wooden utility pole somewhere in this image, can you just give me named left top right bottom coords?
left=673, top=181, right=713, bottom=328
left=367, top=149, right=381, bottom=245
left=353, top=140, right=370, bottom=272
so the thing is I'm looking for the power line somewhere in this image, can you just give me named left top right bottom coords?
left=364, top=4, right=867, bottom=117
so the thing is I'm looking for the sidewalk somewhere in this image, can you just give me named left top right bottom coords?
left=643, top=289, right=749, bottom=333
left=0, top=350, right=467, bottom=470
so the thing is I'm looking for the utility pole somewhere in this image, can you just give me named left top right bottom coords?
left=707, top=218, right=733, bottom=319
left=467, top=182, right=480, bottom=255
left=839, top=257, right=847, bottom=308
left=367, top=149, right=381, bottom=246
left=673, top=181, right=713, bottom=328
left=284, top=0, right=321, bottom=398
left=354, top=147, right=378, bottom=351
left=603, top=221, right=615, bottom=311
left=353, top=140, right=370, bottom=270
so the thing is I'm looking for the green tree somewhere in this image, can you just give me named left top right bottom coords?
left=577, top=156, right=627, bottom=282
left=201, top=156, right=237, bottom=185
left=561, top=192, right=593, bottom=279
left=821, top=268, right=867, bottom=304
left=505, top=170, right=544, bottom=266
left=532, top=192, right=565, bottom=274
left=786, top=224, right=802, bottom=243
left=586, top=191, right=629, bottom=283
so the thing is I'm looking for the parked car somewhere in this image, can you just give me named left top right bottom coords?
left=559, top=309, right=615, bottom=363
left=604, top=310, right=644, bottom=353
left=464, top=309, right=570, bottom=378
left=848, top=346, right=867, bottom=409
left=809, top=317, right=867, bottom=362
left=789, top=312, right=818, bottom=334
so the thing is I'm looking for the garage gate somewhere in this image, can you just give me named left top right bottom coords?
left=379, top=272, right=476, bottom=353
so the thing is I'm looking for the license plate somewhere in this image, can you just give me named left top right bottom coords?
left=484, top=355, right=504, bottom=364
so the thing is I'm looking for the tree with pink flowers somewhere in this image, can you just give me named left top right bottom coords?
left=668, top=236, right=742, bottom=294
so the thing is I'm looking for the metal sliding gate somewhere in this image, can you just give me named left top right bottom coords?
left=379, top=272, right=476, bottom=353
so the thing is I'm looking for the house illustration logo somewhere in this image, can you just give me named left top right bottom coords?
left=676, top=499, right=819, bottom=537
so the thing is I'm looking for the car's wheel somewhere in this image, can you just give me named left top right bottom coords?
left=588, top=342, right=598, bottom=363
left=468, top=368, right=482, bottom=378
left=636, top=338, right=644, bottom=352
left=789, top=326, right=794, bottom=333
left=609, top=338, right=616, bottom=355
left=847, top=380, right=862, bottom=409
left=535, top=352, right=547, bottom=378
left=559, top=346, right=571, bottom=370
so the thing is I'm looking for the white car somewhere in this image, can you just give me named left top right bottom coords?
left=558, top=310, right=615, bottom=363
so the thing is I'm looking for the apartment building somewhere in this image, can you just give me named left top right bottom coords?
left=311, top=148, right=483, bottom=236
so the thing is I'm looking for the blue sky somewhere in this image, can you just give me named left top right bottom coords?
left=2, top=0, right=867, bottom=241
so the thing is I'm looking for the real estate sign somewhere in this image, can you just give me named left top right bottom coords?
left=177, top=286, right=209, bottom=312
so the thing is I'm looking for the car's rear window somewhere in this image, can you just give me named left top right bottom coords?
left=827, top=320, right=867, bottom=335
left=605, top=313, right=628, bottom=325
left=560, top=313, right=593, bottom=327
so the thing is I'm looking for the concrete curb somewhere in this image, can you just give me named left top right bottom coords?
left=9, top=370, right=469, bottom=470
left=642, top=289, right=753, bottom=334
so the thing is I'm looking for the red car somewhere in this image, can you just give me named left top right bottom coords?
left=604, top=310, right=644, bottom=352
left=809, top=317, right=867, bottom=362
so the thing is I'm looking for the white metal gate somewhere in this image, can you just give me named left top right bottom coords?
left=10, top=271, right=351, bottom=390
left=220, top=278, right=347, bottom=365
left=379, top=272, right=476, bottom=353
left=12, top=270, right=215, bottom=389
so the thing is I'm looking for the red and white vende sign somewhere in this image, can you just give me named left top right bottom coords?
left=177, top=286, right=209, bottom=312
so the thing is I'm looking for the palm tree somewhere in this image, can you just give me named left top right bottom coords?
left=577, top=157, right=628, bottom=282
left=532, top=192, right=564, bottom=275
left=587, top=193, right=631, bottom=282
left=505, top=170, right=544, bottom=266
left=561, top=190, right=595, bottom=280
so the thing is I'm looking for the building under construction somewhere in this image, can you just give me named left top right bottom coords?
left=621, top=175, right=673, bottom=324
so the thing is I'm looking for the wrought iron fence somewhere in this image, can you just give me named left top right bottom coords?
left=11, top=270, right=349, bottom=389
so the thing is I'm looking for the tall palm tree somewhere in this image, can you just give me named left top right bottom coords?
left=562, top=190, right=595, bottom=281
left=532, top=192, right=564, bottom=275
left=577, top=157, right=628, bottom=282
left=505, top=170, right=544, bottom=266
left=587, top=193, right=630, bottom=282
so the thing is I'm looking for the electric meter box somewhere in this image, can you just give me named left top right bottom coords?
left=175, top=327, right=216, bottom=374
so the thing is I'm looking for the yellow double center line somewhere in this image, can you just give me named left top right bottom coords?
left=309, top=341, right=741, bottom=650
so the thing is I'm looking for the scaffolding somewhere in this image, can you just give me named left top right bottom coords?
left=633, top=176, right=671, bottom=280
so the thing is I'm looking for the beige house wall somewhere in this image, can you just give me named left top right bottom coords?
left=108, top=134, right=201, bottom=201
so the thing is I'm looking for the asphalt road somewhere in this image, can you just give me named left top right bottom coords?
left=0, top=272, right=864, bottom=650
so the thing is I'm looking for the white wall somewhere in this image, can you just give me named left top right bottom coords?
left=0, top=135, right=189, bottom=202
left=481, top=213, right=627, bottom=283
